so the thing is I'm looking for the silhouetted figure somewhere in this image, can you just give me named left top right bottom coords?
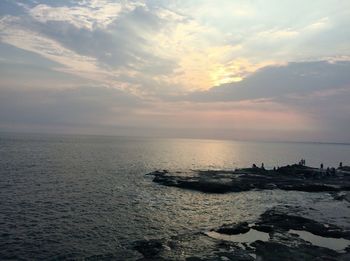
left=261, top=163, right=265, bottom=169
left=273, top=166, right=276, bottom=171
left=252, top=164, right=257, bottom=168
left=320, top=163, right=323, bottom=169
left=340, top=162, right=343, bottom=168
left=331, top=167, right=336, bottom=175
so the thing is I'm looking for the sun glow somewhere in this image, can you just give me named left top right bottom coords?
left=210, top=66, right=243, bottom=86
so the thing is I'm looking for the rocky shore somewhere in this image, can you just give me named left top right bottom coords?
left=136, top=163, right=350, bottom=260
left=133, top=206, right=350, bottom=260
left=147, top=164, right=350, bottom=194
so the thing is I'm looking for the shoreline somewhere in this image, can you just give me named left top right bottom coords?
left=136, top=162, right=350, bottom=260
left=148, top=163, right=350, bottom=194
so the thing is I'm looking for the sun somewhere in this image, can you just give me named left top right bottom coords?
left=210, top=65, right=243, bottom=87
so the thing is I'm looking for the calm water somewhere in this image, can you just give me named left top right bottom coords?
left=1, top=133, right=350, bottom=259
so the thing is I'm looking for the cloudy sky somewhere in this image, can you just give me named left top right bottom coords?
left=0, top=0, right=350, bottom=142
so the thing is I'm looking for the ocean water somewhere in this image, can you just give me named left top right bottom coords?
left=0, top=133, right=350, bottom=259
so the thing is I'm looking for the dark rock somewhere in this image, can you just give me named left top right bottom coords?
left=146, top=170, right=168, bottom=176
left=254, top=208, right=350, bottom=239
left=332, top=192, right=350, bottom=203
left=214, top=222, right=250, bottom=235
left=132, top=232, right=254, bottom=260
left=176, top=180, right=235, bottom=194
left=133, top=239, right=164, bottom=258
left=339, top=166, right=350, bottom=172
left=252, top=240, right=341, bottom=261
left=276, top=164, right=317, bottom=175
left=147, top=163, right=350, bottom=194
left=132, top=207, right=350, bottom=260
left=252, top=224, right=274, bottom=233
left=185, top=257, right=203, bottom=261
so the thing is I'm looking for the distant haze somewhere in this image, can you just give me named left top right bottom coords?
left=0, top=0, right=350, bottom=142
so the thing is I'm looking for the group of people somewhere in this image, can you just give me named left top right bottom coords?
left=320, top=162, right=343, bottom=169
left=251, top=160, right=344, bottom=174
left=319, top=162, right=345, bottom=176
left=252, top=163, right=265, bottom=169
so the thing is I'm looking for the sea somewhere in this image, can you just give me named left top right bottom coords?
left=1, top=132, right=350, bottom=259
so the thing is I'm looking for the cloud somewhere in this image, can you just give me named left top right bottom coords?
left=0, top=2, right=181, bottom=94
left=305, top=17, right=330, bottom=31
left=257, top=29, right=300, bottom=40
left=184, top=60, right=350, bottom=142
left=1, top=1, right=350, bottom=141
left=28, top=1, right=127, bottom=30
left=187, top=61, right=350, bottom=102
left=0, top=86, right=143, bottom=127
left=0, top=16, right=107, bottom=82
left=2, top=0, right=350, bottom=95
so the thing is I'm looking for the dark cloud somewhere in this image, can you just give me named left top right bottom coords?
left=184, top=60, right=350, bottom=142
left=187, top=61, right=350, bottom=102
left=21, top=4, right=178, bottom=74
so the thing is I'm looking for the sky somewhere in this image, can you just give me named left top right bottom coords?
left=0, top=0, right=350, bottom=142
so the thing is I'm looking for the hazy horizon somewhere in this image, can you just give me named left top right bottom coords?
left=1, top=0, right=350, bottom=142
left=3, top=129, right=350, bottom=146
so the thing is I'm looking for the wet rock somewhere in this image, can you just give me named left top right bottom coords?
left=252, top=240, right=341, bottom=261
left=146, top=170, right=168, bottom=176
left=132, top=232, right=255, bottom=260
left=339, top=166, right=350, bottom=172
left=214, top=222, right=250, bottom=235
left=147, top=163, right=350, bottom=194
left=253, top=208, right=350, bottom=239
left=276, top=164, right=317, bottom=175
left=133, top=239, right=165, bottom=258
left=132, top=207, right=350, bottom=260
left=333, top=192, right=350, bottom=203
